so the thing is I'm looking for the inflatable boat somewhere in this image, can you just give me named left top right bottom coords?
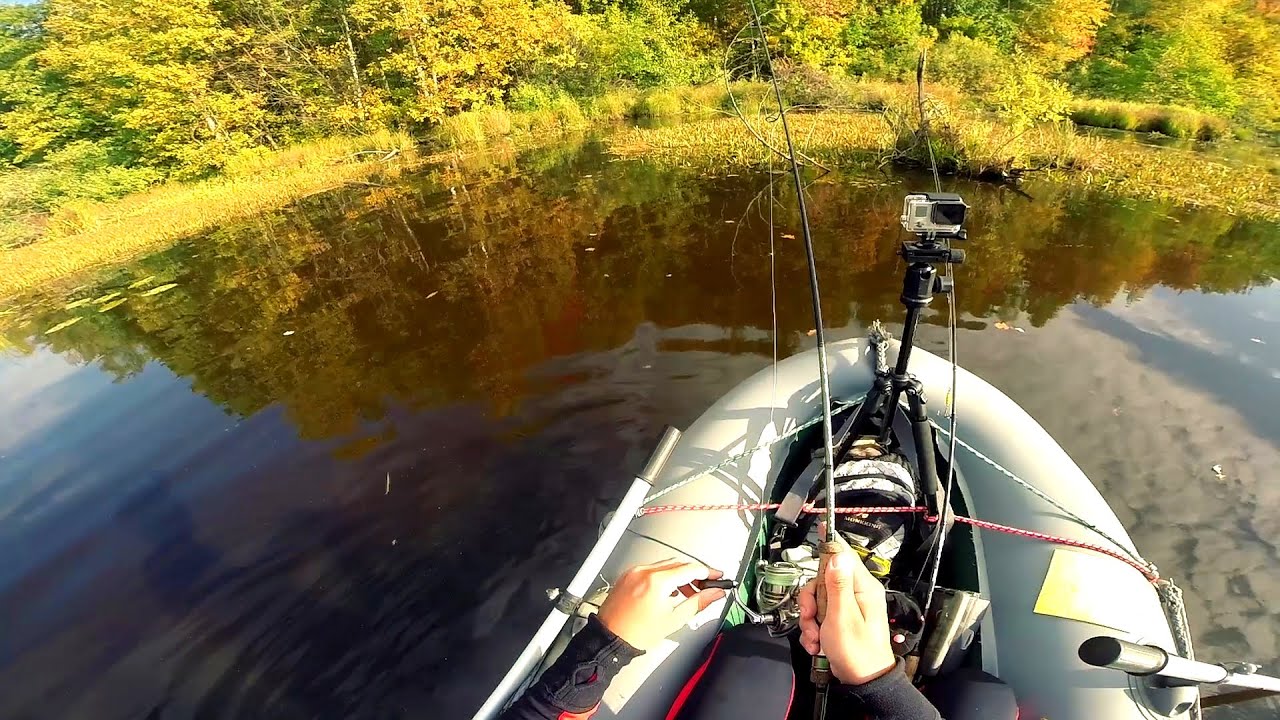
left=472, top=326, right=1202, bottom=719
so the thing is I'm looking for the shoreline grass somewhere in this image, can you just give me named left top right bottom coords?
left=1070, top=100, right=1230, bottom=141
left=433, top=84, right=768, bottom=150
left=4, top=84, right=1275, bottom=299
left=608, top=111, right=1280, bottom=219
left=0, top=130, right=416, bottom=298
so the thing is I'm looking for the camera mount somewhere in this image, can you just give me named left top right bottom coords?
left=840, top=210, right=968, bottom=520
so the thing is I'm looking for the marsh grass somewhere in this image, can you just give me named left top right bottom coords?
left=629, top=91, right=684, bottom=119
left=589, top=90, right=639, bottom=120
left=1071, top=100, right=1230, bottom=141
left=436, top=84, right=751, bottom=149
left=609, top=111, right=1280, bottom=219
left=0, top=131, right=416, bottom=298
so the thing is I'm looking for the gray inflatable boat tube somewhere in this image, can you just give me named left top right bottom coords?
left=529, top=338, right=1195, bottom=720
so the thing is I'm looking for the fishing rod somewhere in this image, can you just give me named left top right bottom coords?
left=740, top=2, right=839, bottom=718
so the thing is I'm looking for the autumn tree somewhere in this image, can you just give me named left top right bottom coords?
left=0, top=5, right=84, bottom=164
left=37, top=0, right=271, bottom=173
left=1011, top=0, right=1110, bottom=71
left=348, top=0, right=567, bottom=122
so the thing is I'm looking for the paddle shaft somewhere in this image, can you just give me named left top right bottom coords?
left=471, top=428, right=682, bottom=720
left=1201, top=689, right=1279, bottom=709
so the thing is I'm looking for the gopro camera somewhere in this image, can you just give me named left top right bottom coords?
left=900, top=192, right=967, bottom=236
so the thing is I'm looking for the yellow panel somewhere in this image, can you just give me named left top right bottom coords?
left=1033, top=548, right=1151, bottom=632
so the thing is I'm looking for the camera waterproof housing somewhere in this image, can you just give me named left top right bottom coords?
left=900, top=192, right=968, bottom=236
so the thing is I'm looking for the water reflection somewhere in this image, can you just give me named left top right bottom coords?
left=1, top=136, right=1278, bottom=718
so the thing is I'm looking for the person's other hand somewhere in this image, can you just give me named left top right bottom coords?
left=596, top=559, right=727, bottom=650
left=796, top=537, right=896, bottom=685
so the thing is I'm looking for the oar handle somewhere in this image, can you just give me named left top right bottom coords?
left=1079, top=636, right=1280, bottom=693
left=1079, top=636, right=1170, bottom=675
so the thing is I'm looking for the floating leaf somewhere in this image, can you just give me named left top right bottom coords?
left=128, top=275, right=157, bottom=289
left=64, top=298, right=91, bottom=310
left=45, top=317, right=82, bottom=334
left=93, top=291, right=121, bottom=304
left=98, top=298, right=127, bottom=312
left=140, top=283, right=178, bottom=297
left=994, top=321, right=1011, bottom=330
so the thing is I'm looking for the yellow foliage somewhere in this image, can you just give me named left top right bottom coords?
left=1017, top=0, right=1112, bottom=70
left=350, top=0, right=570, bottom=122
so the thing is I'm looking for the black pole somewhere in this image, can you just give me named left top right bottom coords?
left=894, top=304, right=923, bottom=376
left=895, top=261, right=939, bottom=374
left=879, top=261, right=937, bottom=444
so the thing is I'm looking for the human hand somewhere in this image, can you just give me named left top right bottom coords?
left=797, top=537, right=896, bottom=685
left=596, top=559, right=727, bottom=651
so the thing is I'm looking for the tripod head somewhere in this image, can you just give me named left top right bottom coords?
left=898, top=191, right=968, bottom=307
left=901, top=233, right=966, bottom=266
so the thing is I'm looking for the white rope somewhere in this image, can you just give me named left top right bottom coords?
left=928, top=420, right=1156, bottom=575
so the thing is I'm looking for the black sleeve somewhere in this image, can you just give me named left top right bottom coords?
left=844, top=658, right=942, bottom=720
left=498, top=615, right=645, bottom=720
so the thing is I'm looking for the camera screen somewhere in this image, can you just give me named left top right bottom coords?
left=931, top=202, right=966, bottom=226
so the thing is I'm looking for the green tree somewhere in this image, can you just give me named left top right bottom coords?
left=39, top=0, right=269, bottom=174
left=1073, top=0, right=1280, bottom=124
left=216, top=0, right=386, bottom=136
left=348, top=0, right=566, bottom=122
left=0, top=4, right=111, bottom=167
left=534, top=0, right=716, bottom=95
left=844, top=1, right=929, bottom=79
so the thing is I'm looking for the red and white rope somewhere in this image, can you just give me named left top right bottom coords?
left=635, top=503, right=1161, bottom=583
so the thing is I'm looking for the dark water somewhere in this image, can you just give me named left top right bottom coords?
left=2, top=136, right=1279, bottom=719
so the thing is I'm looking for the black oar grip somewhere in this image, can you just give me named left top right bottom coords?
left=1079, top=636, right=1169, bottom=675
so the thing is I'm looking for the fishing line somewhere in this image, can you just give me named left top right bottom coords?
left=742, top=0, right=838, bottom=540
left=769, top=128, right=779, bottom=429
left=624, top=527, right=715, bottom=571
left=911, top=50, right=962, bottom=609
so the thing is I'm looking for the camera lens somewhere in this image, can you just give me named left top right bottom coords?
left=932, top=202, right=966, bottom=226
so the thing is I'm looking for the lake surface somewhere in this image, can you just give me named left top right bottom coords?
left=2, top=135, right=1279, bottom=719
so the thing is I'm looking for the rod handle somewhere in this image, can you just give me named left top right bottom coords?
left=815, top=531, right=852, bottom=624
left=1079, top=636, right=1169, bottom=675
